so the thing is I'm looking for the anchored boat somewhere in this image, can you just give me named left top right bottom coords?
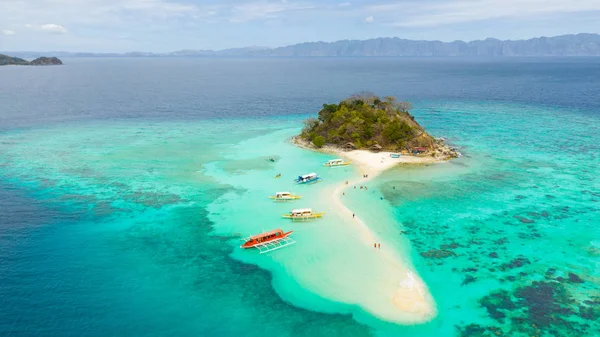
left=324, top=158, right=351, bottom=167
left=240, top=229, right=295, bottom=254
left=282, top=208, right=325, bottom=221
left=294, top=172, right=321, bottom=184
left=269, top=191, right=301, bottom=201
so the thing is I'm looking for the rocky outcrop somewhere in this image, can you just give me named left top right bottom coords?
left=0, top=54, right=30, bottom=65
left=30, top=57, right=63, bottom=65
left=0, top=54, right=63, bottom=66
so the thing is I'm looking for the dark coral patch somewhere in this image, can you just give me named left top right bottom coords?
left=462, top=274, right=477, bottom=286
left=567, top=273, right=584, bottom=284
left=420, top=249, right=456, bottom=259
left=513, top=215, right=535, bottom=223
left=480, top=290, right=516, bottom=322
left=514, top=281, right=574, bottom=328
left=499, top=257, right=531, bottom=271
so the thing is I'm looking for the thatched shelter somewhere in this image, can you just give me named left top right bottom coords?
left=371, top=144, right=383, bottom=152
left=343, top=142, right=356, bottom=150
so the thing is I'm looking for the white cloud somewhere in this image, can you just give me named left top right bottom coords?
left=41, top=23, right=68, bottom=33
left=230, top=1, right=316, bottom=22
left=367, top=0, right=600, bottom=28
left=1, top=0, right=599, bottom=52
left=2, top=29, right=16, bottom=36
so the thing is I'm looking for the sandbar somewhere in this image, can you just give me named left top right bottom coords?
left=292, top=137, right=448, bottom=323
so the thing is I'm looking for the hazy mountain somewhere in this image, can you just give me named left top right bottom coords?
left=5, top=34, right=600, bottom=58
left=263, top=34, right=600, bottom=57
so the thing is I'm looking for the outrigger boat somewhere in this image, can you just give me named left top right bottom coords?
left=294, top=172, right=321, bottom=184
left=324, top=158, right=351, bottom=167
left=269, top=191, right=301, bottom=201
left=282, top=208, right=325, bottom=221
left=240, top=229, right=295, bottom=254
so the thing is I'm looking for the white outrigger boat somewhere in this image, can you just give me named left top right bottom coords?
left=282, top=208, right=325, bottom=221
left=269, top=191, right=301, bottom=201
left=323, top=158, right=351, bottom=167
left=294, top=172, right=321, bottom=184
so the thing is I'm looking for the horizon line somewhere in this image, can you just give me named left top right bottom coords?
left=2, top=32, right=598, bottom=55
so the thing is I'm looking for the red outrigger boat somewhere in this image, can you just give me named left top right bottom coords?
left=240, top=229, right=295, bottom=254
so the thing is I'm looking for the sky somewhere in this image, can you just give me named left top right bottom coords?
left=1, top=0, right=600, bottom=52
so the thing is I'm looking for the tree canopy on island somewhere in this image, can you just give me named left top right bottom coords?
left=300, top=93, right=435, bottom=150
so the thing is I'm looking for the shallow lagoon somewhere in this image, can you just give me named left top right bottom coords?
left=1, top=58, right=600, bottom=336
left=1, top=100, right=599, bottom=336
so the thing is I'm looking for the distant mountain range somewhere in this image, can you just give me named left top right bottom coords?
left=5, top=33, right=600, bottom=58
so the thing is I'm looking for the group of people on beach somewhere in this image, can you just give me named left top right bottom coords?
left=373, top=243, right=381, bottom=249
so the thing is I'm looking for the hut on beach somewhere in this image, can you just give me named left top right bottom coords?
left=343, top=142, right=356, bottom=150
left=412, top=147, right=428, bottom=154
left=371, top=144, right=383, bottom=152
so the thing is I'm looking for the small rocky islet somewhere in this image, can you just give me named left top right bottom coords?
left=0, top=54, right=63, bottom=66
left=298, top=93, right=460, bottom=158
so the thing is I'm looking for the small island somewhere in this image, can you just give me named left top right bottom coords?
left=294, top=93, right=458, bottom=171
left=0, top=54, right=63, bottom=66
left=290, top=93, right=445, bottom=322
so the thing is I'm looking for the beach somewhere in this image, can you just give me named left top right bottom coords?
left=287, top=136, right=450, bottom=323
left=292, top=136, right=451, bottom=175
left=327, top=175, right=436, bottom=323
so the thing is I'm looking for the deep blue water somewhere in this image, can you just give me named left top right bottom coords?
left=1, top=58, right=599, bottom=131
left=1, top=58, right=599, bottom=337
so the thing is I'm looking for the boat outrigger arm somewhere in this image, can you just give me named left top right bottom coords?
left=240, top=236, right=296, bottom=254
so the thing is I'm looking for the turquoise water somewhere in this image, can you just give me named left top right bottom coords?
left=1, top=58, right=599, bottom=336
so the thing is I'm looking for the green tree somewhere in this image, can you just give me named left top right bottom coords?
left=319, top=104, right=339, bottom=122
left=300, top=94, right=431, bottom=151
left=312, top=136, right=326, bottom=148
left=383, top=120, right=413, bottom=143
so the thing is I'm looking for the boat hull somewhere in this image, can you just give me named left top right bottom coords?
left=294, top=178, right=321, bottom=184
left=269, top=196, right=301, bottom=201
left=241, top=231, right=293, bottom=249
left=324, top=162, right=351, bottom=167
left=282, top=212, right=325, bottom=220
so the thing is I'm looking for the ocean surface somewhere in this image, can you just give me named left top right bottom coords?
left=1, top=58, right=599, bottom=337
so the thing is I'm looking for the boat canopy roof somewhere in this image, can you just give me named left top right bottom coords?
left=300, top=172, right=317, bottom=178
left=250, top=229, right=283, bottom=239
left=276, top=191, right=291, bottom=195
left=292, top=208, right=312, bottom=214
left=327, top=158, right=344, bottom=163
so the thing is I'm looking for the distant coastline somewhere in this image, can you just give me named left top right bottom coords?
left=3, top=33, right=600, bottom=58
left=0, top=54, right=63, bottom=66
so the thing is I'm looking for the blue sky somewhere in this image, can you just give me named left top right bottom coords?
left=1, top=0, right=599, bottom=52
